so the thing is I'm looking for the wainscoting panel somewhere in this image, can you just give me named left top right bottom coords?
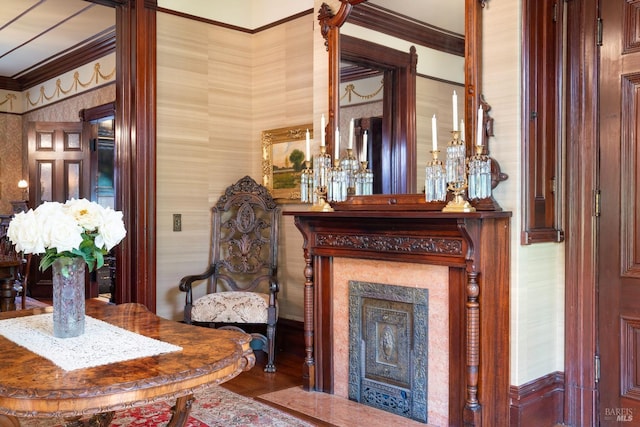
left=509, top=371, right=564, bottom=427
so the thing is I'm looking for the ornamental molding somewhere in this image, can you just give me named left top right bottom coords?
left=0, top=94, right=17, bottom=111
left=0, top=53, right=116, bottom=114
left=340, top=78, right=384, bottom=103
left=339, top=76, right=384, bottom=106
left=316, top=232, right=463, bottom=255
left=26, top=62, right=115, bottom=108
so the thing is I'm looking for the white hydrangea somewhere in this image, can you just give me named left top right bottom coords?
left=6, top=199, right=127, bottom=271
left=64, top=198, right=103, bottom=232
left=7, top=209, right=45, bottom=254
left=96, top=207, right=127, bottom=251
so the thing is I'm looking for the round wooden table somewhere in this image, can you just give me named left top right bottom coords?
left=0, top=300, right=255, bottom=426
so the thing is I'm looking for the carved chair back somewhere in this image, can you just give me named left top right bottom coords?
left=208, top=176, right=279, bottom=295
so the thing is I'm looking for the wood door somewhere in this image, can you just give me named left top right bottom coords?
left=598, top=1, right=640, bottom=424
left=27, top=122, right=90, bottom=298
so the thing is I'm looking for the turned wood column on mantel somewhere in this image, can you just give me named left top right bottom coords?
left=285, top=207, right=511, bottom=427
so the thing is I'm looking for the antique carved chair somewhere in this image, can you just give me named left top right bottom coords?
left=0, top=221, right=30, bottom=310
left=179, top=176, right=280, bottom=372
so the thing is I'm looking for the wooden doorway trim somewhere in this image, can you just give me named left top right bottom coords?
left=112, top=0, right=157, bottom=310
left=564, top=0, right=598, bottom=424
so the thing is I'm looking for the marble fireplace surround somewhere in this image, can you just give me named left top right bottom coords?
left=333, top=258, right=449, bottom=425
left=287, top=207, right=511, bottom=426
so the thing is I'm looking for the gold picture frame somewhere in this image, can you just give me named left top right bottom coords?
left=262, top=124, right=313, bottom=203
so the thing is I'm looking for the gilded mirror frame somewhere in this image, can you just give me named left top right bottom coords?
left=319, top=0, right=496, bottom=207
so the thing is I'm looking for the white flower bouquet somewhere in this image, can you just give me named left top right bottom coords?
left=7, top=199, right=127, bottom=272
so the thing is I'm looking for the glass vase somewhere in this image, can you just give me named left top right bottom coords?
left=52, top=257, right=86, bottom=338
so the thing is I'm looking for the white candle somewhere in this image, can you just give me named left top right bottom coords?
left=460, top=119, right=465, bottom=142
left=335, top=127, right=340, bottom=159
left=452, top=91, right=458, bottom=131
left=362, top=130, right=368, bottom=162
left=321, top=114, right=326, bottom=147
left=476, top=106, right=484, bottom=146
left=348, top=118, right=354, bottom=149
left=305, top=129, right=311, bottom=161
left=431, top=114, right=438, bottom=152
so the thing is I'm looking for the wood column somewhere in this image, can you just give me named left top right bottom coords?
left=114, top=0, right=157, bottom=310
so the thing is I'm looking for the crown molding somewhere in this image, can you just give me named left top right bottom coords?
left=348, top=3, right=464, bottom=57
left=0, top=30, right=115, bottom=92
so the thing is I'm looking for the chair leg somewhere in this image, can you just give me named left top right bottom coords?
left=20, top=282, right=26, bottom=310
left=264, top=322, right=276, bottom=373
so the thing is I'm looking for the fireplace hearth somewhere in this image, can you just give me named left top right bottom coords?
left=348, top=280, right=429, bottom=423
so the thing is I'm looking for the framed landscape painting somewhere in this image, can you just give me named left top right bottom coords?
left=262, top=124, right=313, bottom=203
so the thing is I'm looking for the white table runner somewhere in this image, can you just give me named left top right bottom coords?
left=0, top=313, right=182, bottom=371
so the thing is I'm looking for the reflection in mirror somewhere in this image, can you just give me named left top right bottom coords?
left=339, top=35, right=419, bottom=193
left=334, top=0, right=465, bottom=194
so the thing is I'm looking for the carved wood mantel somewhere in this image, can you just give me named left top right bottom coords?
left=285, top=208, right=511, bottom=426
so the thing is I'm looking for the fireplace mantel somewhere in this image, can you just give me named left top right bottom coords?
left=285, top=208, right=511, bottom=426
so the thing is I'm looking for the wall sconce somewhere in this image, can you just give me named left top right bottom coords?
left=17, top=179, right=28, bottom=200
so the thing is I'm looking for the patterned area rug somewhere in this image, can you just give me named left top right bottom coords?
left=17, top=386, right=315, bottom=427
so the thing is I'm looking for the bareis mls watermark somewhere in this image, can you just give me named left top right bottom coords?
left=604, top=407, right=633, bottom=422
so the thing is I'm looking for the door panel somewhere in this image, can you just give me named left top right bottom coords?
left=27, top=122, right=90, bottom=298
left=598, top=0, right=640, bottom=424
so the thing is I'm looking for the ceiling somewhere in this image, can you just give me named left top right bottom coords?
left=0, top=0, right=114, bottom=80
left=368, top=0, right=464, bottom=35
left=0, top=0, right=463, bottom=85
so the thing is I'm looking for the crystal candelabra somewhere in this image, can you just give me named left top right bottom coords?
left=467, top=145, right=492, bottom=200
left=424, top=150, right=446, bottom=202
left=443, top=130, right=475, bottom=212
left=310, top=145, right=333, bottom=211
left=301, top=142, right=374, bottom=207
left=300, top=160, right=314, bottom=204
left=355, top=161, right=373, bottom=195
left=328, top=159, right=347, bottom=202
left=340, top=148, right=359, bottom=196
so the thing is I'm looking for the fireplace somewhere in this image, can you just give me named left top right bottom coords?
left=348, top=280, right=429, bottom=423
left=287, top=206, right=511, bottom=426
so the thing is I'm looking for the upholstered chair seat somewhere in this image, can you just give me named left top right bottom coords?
left=191, top=291, right=278, bottom=324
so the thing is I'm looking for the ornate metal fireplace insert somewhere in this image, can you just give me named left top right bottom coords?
left=349, top=280, right=429, bottom=423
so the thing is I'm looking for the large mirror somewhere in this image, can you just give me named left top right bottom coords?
left=319, top=0, right=484, bottom=197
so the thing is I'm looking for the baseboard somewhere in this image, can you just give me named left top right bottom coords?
left=276, top=318, right=305, bottom=358
left=510, top=371, right=564, bottom=427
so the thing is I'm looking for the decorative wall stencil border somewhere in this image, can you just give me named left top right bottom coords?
left=340, top=78, right=384, bottom=103
left=26, top=62, right=115, bottom=108
left=315, top=232, right=464, bottom=255
left=0, top=94, right=17, bottom=110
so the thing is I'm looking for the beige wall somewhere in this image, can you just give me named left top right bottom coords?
left=155, top=12, right=313, bottom=321
left=483, top=1, right=565, bottom=385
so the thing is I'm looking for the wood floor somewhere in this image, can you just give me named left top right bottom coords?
left=222, top=349, right=306, bottom=398
left=223, top=349, right=434, bottom=427
left=220, top=350, right=337, bottom=425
